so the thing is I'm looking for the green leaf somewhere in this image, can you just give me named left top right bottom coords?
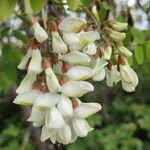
left=102, top=2, right=112, bottom=10
left=146, top=41, right=150, bottom=59
left=0, top=27, right=11, bottom=38
left=98, top=7, right=107, bottom=22
left=67, top=0, right=81, bottom=11
left=24, top=0, right=33, bottom=14
left=131, top=28, right=145, bottom=44
left=30, top=0, right=47, bottom=14
left=13, top=30, right=29, bottom=44
left=81, top=0, right=91, bottom=7
left=127, top=55, right=133, bottom=66
left=134, top=46, right=144, bottom=65
left=0, top=0, right=17, bottom=21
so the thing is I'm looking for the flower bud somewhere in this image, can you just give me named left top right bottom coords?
left=28, top=49, right=43, bottom=74
left=66, top=66, right=94, bottom=81
left=104, top=27, right=126, bottom=42
left=59, top=51, right=91, bottom=64
left=57, top=94, right=73, bottom=118
left=16, top=72, right=37, bottom=94
left=117, top=44, right=132, bottom=57
left=72, top=118, right=93, bottom=137
left=30, top=17, right=48, bottom=43
left=18, top=48, right=32, bottom=70
left=74, top=102, right=102, bottom=118
left=108, top=19, right=128, bottom=31
left=13, top=90, right=41, bottom=106
left=58, top=17, right=86, bottom=33
left=45, top=107, right=65, bottom=129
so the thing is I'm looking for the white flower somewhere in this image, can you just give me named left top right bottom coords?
left=105, top=65, right=120, bottom=87
left=121, top=68, right=138, bottom=92
left=72, top=118, right=93, bottom=137
left=66, top=66, right=94, bottom=81
left=83, top=42, right=97, bottom=55
left=45, top=107, right=65, bottom=129
left=73, top=102, right=102, bottom=118
left=57, top=94, right=73, bottom=118
left=52, top=31, right=68, bottom=54
left=58, top=17, right=86, bottom=33
left=62, top=32, right=79, bottom=45
left=58, top=123, right=72, bottom=144
left=31, top=20, right=48, bottom=43
left=45, top=68, right=61, bottom=93
left=17, top=48, right=32, bottom=70
left=92, top=58, right=108, bottom=81
left=28, top=49, right=42, bottom=74
left=27, top=107, right=46, bottom=127
left=59, top=51, right=91, bottom=65
left=34, top=92, right=60, bottom=111
left=16, top=72, right=36, bottom=94
left=13, top=90, right=41, bottom=106
left=61, top=80, right=94, bottom=97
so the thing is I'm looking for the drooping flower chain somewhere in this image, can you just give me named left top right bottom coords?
left=13, top=16, right=138, bottom=144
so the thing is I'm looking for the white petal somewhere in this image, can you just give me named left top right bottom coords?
left=17, top=48, right=32, bottom=70
left=72, top=118, right=93, bottom=137
left=59, top=51, right=91, bottom=64
left=74, top=103, right=101, bottom=118
left=53, top=61, right=63, bottom=75
left=58, top=123, right=72, bottom=144
left=61, top=80, right=94, bottom=97
left=13, top=90, right=41, bottom=106
left=28, top=49, right=42, bottom=74
left=34, top=92, right=60, bottom=110
left=52, top=32, right=67, bottom=54
left=69, top=44, right=82, bottom=51
left=58, top=17, right=86, bottom=32
left=93, top=68, right=106, bottom=81
left=40, top=125, right=51, bottom=142
left=27, top=107, right=46, bottom=126
left=83, top=42, right=96, bottom=55
left=16, top=72, right=36, bottom=94
left=45, top=68, right=61, bottom=93
left=62, top=32, right=79, bottom=45
left=101, top=46, right=112, bottom=60
left=33, top=23, right=48, bottom=43
left=66, top=66, right=94, bottom=81
left=78, top=31, right=100, bottom=42
left=33, top=121, right=44, bottom=127
left=45, top=107, right=65, bottom=129
left=57, top=94, right=73, bottom=118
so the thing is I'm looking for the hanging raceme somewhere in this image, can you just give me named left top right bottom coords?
left=13, top=15, right=138, bottom=145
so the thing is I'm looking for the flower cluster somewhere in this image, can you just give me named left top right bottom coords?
left=13, top=17, right=138, bottom=144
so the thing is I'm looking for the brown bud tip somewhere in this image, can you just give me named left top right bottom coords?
left=118, top=54, right=126, bottom=66
left=32, top=81, right=43, bottom=91
left=48, top=22, right=58, bottom=32
left=107, top=60, right=113, bottom=71
left=94, top=48, right=100, bottom=59
left=42, top=86, right=49, bottom=93
left=81, top=24, right=93, bottom=32
left=55, top=17, right=63, bottom=26
left=103, top=27, right=112, bottom=34
left=104, top=39, right=111, bottom=47
left=59, top=76, right=69, bottom=86
left=72, top=98, right=79, bottom=109
left=30, top=38, right=42, bottom=49
left=30, top=17, right=38, bottom=24
left=108, top=18, right=116, bottom=24
left=42, top=57, right=51, bottom=69
left=37, top=73, right=46, bottom=82
left=63, top=62, right=71, bottom=72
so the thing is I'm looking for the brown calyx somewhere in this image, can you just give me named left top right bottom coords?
left=72, top=98, right=79, bottom=109
left=59, top=76, right=69, bottom=86
left=37, top=72, right=46, bottom=82
left=108, top=18, right=116, bottom=25
left=30, top=17, right=38, bottom=24
left=103, top=27, right=112, bottom=34
left=48, top=22, right=58, bottom=32
left=55, top=17, right=63, bottom=26
left=118, top=54, right=126, bottom=66
left=30, top=39, right=42, bottom=49
left=41, top=85, right=49, bottom=93
left=106, top=60, right=113, bottom=71
left=63, top=62, right=71, bottom=72
left=42, top=57, right=51, bottom=69
left=81, top=24, right=93, bottom=32
left=32, top=81, right=43, bottom=91
left=104, top=39, right=111, bottom=47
